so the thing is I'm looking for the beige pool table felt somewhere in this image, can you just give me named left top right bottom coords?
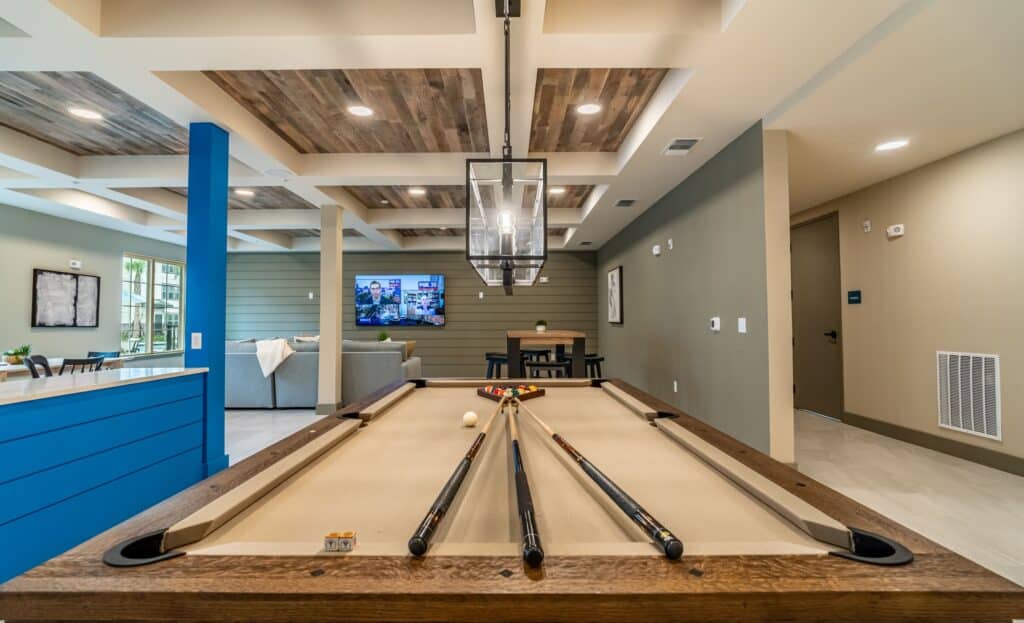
left=174, top=384, right=838, bottom=557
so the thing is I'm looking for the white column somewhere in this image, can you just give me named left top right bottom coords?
left=762, top=129, right=796, bottom=464
left=317, top=204, right=344, bottom=414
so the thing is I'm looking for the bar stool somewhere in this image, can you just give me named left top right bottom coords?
left=525, top=360, right=571, bottom=378
left=585, top=355, right=605, bottom=378
left=521, top=348, right=550, bottom=377
left=485, top=352, right=508, bottom=379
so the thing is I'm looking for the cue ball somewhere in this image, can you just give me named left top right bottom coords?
left=462, top=411, right=479, bottom=427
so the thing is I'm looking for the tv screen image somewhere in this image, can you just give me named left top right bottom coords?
left=355, top=275, right=446, bottom=326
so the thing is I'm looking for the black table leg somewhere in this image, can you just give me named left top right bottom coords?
left=571, top=338, right=585, bottom=378
left=508, top=337, right=523, bottom=378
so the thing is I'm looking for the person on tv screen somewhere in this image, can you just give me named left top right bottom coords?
left=357, top=280, right=399, bottom=324
left=414, top=294, right=435, bottom=316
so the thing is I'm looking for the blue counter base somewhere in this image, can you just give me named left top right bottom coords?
left=0, top=374, right=210, bottom=582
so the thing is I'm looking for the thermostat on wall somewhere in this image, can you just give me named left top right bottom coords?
left=69, top=259, right=83, bottom=270
left=886, top=224, right=905, bottom=239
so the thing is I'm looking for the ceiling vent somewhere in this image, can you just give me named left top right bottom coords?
left=937, top=351, right=1000, bottom=440
left=662, top=138, right=700, bottom=156
left=579, top=241, right=593, bottom=246
left=614, top=199, right=636, bottom=208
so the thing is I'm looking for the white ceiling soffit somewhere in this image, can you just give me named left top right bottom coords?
left=768, top=0, right=1024, bottom=213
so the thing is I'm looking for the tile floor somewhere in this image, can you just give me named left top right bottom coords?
left=226, top=409, right=324, bottom=465
left=222, top=407, right=1024, bottom=587
left=796, top=409, right=1024, bottom=586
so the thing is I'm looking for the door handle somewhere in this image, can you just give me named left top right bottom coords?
left=824, top=330, right=838, bottom=340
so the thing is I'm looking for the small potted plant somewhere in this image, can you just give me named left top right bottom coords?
left=535, top=320, right=548, bottom=333
left=377, top=330, right=392, bottom=342
left=3, top=344, right=31, bottom=365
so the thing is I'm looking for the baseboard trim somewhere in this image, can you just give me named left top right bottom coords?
left=316, top=401, right=342, bottom=415
left=842, top=411, right=1024, bottom=477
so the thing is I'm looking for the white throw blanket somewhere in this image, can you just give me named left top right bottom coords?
left=255, top=338, right=294, bottom=378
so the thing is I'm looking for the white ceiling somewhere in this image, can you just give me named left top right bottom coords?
left=769, top=0, right=1024, bottom=213
left=1, top=0, right=1015, bottom=250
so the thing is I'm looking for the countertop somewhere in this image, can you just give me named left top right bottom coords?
left=0, top=368, right=209, bottom=406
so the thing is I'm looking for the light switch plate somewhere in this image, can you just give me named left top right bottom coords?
left=737, top=317, right=747, bottom=333
left=652, top=244, right=662, bottom=256
left=673, top=380, right=678, bottom=393
left=710, top=316, right=721, bottom=332
left=862, top=219, right=872, bottom=233
left=68, top=259, right=83, bottom=270
left=667, top=238, right=674, bottom=250
left=190, top=332, right=203, bottom=350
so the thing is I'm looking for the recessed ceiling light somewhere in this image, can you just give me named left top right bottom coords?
left=379, top=199, right=390, bottom=205
left=408, top=187, right=427, bottom=196
left=875, top=138, right=909, bottom=152
left=549, top=187, right=566, bottom=194
left=576, top=103, right=601, bottom=115
left=439, top=226, right=448, bottom=231
left=347, top=105, right=374, bottom=117
left=234, top=189, right=255, bottom=197
left=67, top=107, right=103, bottom=121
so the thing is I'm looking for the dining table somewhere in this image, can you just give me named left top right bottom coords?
left=0, top=357, right=124, bottom=382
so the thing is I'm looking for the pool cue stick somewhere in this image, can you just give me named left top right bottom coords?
left=515, top=398, right=684, bottom=559
left=509, top=401, right=544, bottom=567
left=408, top=396, right=508, bottom=556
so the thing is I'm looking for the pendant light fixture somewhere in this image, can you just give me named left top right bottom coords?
left=466, top=0, right=547, bottom=295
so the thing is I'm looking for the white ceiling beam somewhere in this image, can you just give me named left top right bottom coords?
left=229, top=229, right=294, bottom=250
left=0, top=127, right=79, bottom=180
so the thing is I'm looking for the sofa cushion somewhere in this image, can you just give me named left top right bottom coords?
left=225, top=340, right=258, bottom=354
left=289, top=341, right=320, bottom=353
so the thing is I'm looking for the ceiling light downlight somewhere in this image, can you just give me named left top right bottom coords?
left=875, top=139, right=909, bottom=152
left=576, top=103, right=602, bottom=115
left=347, top=105, right=374, bottom=117
left=549, top=187, right=566, bottom=194
left=68, top=107, right=103, bottom=121
left=234, top=189, right=255, bottom=197
left=408, top=188, right=427, bottom=196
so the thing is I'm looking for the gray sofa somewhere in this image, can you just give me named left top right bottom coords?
left=225, top=339, right=422, bottom=409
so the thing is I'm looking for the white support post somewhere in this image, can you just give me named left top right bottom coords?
left=317, top=204, right=344, bottom=414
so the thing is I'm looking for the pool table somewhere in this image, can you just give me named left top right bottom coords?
left=1, top=378, right=1021, bottom=622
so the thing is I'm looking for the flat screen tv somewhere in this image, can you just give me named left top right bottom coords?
left=354, top=274, right=446, bottom=327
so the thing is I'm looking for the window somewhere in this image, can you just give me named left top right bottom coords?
left=120, top=255, right=185, bottom=355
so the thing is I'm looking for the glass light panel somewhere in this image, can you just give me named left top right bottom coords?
left=466, top=159, right=547, bottom=288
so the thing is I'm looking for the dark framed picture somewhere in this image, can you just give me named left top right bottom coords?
left=607, top=266, right=623, bottom=324
left=31, top=269, right=101, bottom=328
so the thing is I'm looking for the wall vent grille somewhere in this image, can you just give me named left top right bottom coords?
left=614, top=199, right=636, bottom=208
left=936, top=351, right=1000, bottom=440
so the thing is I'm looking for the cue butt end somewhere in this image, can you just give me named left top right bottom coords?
left=664, top=538, right=683, bottom=560
left=524, top=545, right=544, bottom=568
left=408, top=536, right=428, bottom=557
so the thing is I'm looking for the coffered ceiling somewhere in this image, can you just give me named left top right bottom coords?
left=1, top=0, right=1014, bottom=253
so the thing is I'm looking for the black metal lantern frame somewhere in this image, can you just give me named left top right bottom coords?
left=466, top=0, right=547, bottom=295
left=465, top=157, right=548, bottom=295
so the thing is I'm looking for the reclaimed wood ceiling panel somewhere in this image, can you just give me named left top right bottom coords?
left=167, top=186, right=316, bottom=210
left=547, top=185, right=593, bottom=210
left=345, top=185, right=465, bottom=210
left=530, top=68, right=667, bottom=152
left=0, top=72, right=188, bottom=155
left=204, top=69, right=489, bottom=153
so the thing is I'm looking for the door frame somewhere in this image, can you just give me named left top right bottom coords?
left=790, top=211, right=845, bottom=419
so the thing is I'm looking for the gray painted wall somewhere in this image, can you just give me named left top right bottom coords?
left=597, top=122, right=771, bottom=452
left=227, top=251, right=598, bottom=377
left=0, top=205, right=186, bottom=360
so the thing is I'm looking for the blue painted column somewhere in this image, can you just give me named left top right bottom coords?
left=184, top=122, right=230, bottom=476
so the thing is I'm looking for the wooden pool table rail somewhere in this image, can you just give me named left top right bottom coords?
left=0, top=379, right=1020, bottom=622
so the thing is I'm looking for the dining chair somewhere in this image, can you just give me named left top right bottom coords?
left=87, top=351, right=120, bottom=359
left=58, top=356, right=105, bottom=375
left=23, top=355, right=53, bottom=379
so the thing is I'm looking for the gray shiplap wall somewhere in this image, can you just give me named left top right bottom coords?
left=226, top=251, right=598, bottom=377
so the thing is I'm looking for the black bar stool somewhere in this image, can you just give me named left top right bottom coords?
left=483, top=352, right=507, bottom=377
left=59, top=356, right=105, bottom=375
left=525, top=360, right=571, bottom=378
left=585, top=355, right=605, bottom=378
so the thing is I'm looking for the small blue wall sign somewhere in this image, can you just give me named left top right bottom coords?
left=848, top=290, right=862, bottom=304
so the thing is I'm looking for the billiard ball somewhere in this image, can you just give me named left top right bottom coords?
left=463, top=411, right=479, bottom=427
